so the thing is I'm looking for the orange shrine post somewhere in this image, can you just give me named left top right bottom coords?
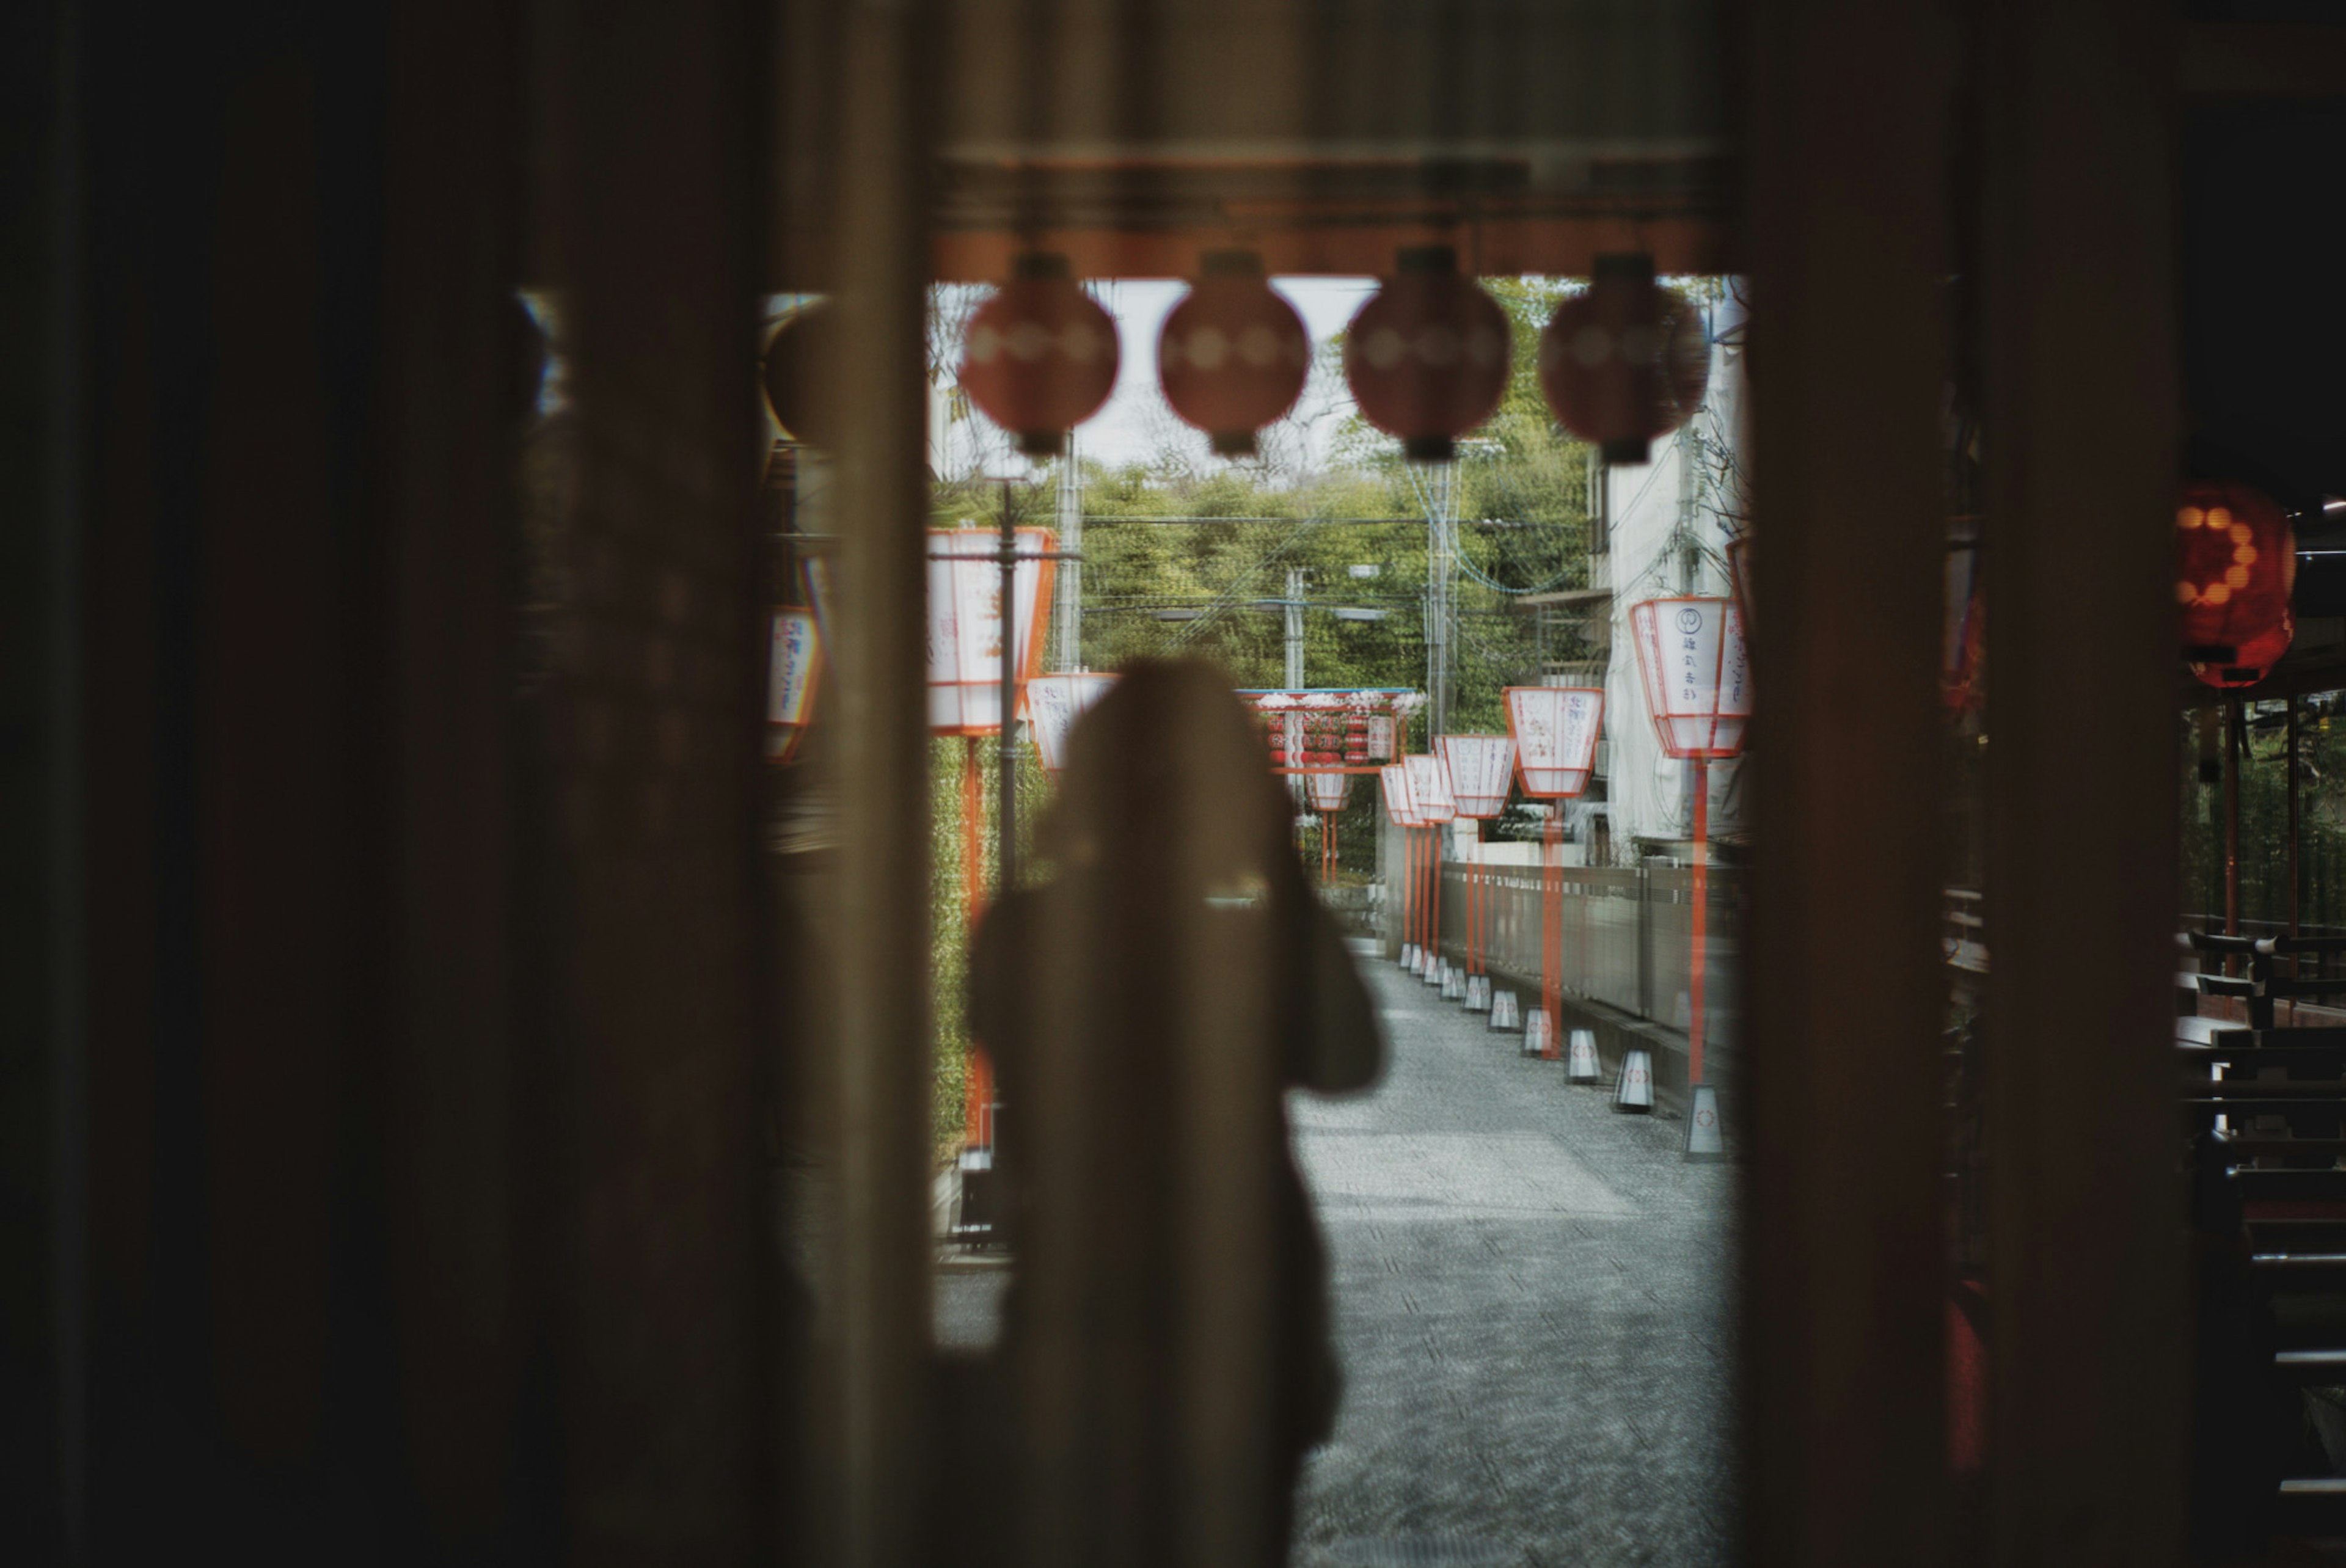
left=1439, top=734, right=1516, bottom=1014
left=1379, top=764, right=1423, bottom=970
left=929, top=525, right=1055, bottom=1150
left=1307, top=770, right=1351, bottom=884
left=1402, top=754, right=1457, bottom=989
left=1628, top=597, right=1749, bottom=1159
left=1504, top=686, right=1604, bottom=1054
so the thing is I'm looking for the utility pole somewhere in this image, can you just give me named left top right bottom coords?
left=1054, top=436, right=1082, bottom=669
left=1425, top=462, right=1455, bottom=738
left=1284, top=565, right=1306, bottom=806
left=998, top=481, right=1018, bottom=896
left=1284, top=565, right=1306, bottom=690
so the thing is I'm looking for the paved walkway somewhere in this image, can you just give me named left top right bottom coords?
left=1288, top=945, right=1736, bottom=1568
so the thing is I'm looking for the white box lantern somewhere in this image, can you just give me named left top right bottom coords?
left=1504, top=687, right=1604, bottom=797
left=1401, top=754, right=1456, bottom=824
left=928, top=527, right=1056, bottom=735
left=1628, top=596, right=1750, bottom=760
left=1306, top=770, right=1352, bottom=812
left=1022, top=671, right=1116, bottom=776
left=1436, top=734, right=1516, bottom=820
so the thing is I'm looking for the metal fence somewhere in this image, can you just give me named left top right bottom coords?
left=1393, top=853, right=1743, bottom=1056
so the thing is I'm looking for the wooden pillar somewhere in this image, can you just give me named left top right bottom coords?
left=543, top=0, right=780, bottom=1556
left=819, top=0, right=938, bottom=1559
left=1741, top=0, right=1954, bottom=1561
left=1979, top=0, right=2185, bottom=1560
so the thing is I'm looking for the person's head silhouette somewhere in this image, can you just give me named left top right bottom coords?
left=1042, top=658, right=1298, bottom=901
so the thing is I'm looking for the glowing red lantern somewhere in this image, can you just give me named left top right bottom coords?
left=2178, top=480, right=2293, bottom=683
left=959, top=253, right=1119, bottom=457
left=1538, top=253, right=1709, bottom=465
left=1159, top=250, right=1310, bottom=458
left=2193, top=613, right=2294, bottom=690
left=1343, top=246, right=1511, bottom=462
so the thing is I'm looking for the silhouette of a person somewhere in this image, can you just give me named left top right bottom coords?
left=968, top=658, right=1386, bottom=1566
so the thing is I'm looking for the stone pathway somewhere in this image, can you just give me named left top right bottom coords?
left=1288, top=947, right=1737, bottom=1568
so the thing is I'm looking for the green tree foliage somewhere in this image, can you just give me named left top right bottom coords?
left=2180, top=701, right=2346, bottom=938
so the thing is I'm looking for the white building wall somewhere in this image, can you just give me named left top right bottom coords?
left=1601, top=310, right=1748, bottom=857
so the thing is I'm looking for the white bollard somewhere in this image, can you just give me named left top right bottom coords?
left=1422, top=954, right=1442, bottom=986
left=1401, top=943, right=1419, bottom=972
left=1521, top=1009, right=1552, bottom=1058
left=1489, top=991, right=1519, bottom=1031
left=1685, top=1084, right=1725, bottom=1161
left=1466, top=975, right=1491, bottom=1012
left=1566, top=1028, right=1600, bottom=1084
left=1441, top=965, right=1464, bottom=1001
left=1611, top=1048, right=1654, bottom=1113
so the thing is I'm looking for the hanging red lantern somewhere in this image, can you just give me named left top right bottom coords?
left=1342, top=246, right=1511, bottom=463
left=2192, top=613, right=2294, bottom=690
left=1159, top=250, right=1310, bottom=458
left=959, top=253, right=1120, bottom=457
left=762, top=302, right=838, bottom=448
left=2178, top=480, right=2293, bottom=685
left=1538, top=253, right=1710, bottom=465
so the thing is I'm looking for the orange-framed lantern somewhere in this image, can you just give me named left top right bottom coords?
left=2179, top=480, right=2295, bottom=687
left=1628, top=596, right=1747, bottom=1125
left=1379, top=762, right=1427, bottom=971
left=1504, top=685, right=1606, bottom=1056
left=1628, top=597, right=1750, bottom=760
left=1401, top=754, right=1457, bottom=823
left=1023, top=671, right=1117, bottom=775
left=1343, top=245, right=1511, bottom=464
left=1158, top=249, right=1311, bottom=458
left=929, top=527, right=1056, bottom=735
left=1306, top=769, right=1352, bottom=883
left=1378, top=762, right=1421, bottom=829
left=959, top=252, right=1120, bottom=457
left=1505, top=687, right=1605, bottom=798
left=1401, top=755, right=1455, bottom=983
left=767, top=607, right=824, bottom=762
left=1439, top=734, right=1516, bottom=994
left=1437, top=735, right=1516, bottom=820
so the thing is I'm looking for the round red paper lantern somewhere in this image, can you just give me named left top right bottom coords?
left=1538, top=253, right=1709, bottom=465
left=762, top=302, right=838, bottom=448
left=1343, top=246, right=1511, bottom=463
left=2192, top=614, right=2295, bottom=690
left=2178, top=480, right=2293, bottom=682
left=1159, top=250, right=1310, bottom=458
left=959, top=253, right=1120, bottom=457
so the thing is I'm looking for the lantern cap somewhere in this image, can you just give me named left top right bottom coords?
left=1211, top=431, right=1259, bottom=457
left=1200, top=247, right=1263, bottom=278
left=1011, top=250, right=1072, bottom=280
left=1593, top=252, right=1656, bottom=283
left=1600, top=437, right=1651, bottom=466
left=1396, top=244, right=1459, bottom=275
left=1403, top=435, right=1456, bottom=464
